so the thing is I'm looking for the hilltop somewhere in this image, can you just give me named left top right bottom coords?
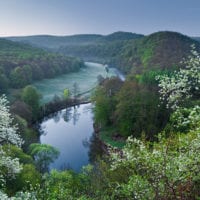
left=113, top=31, right=200, bottom=73
left=8, top=32, right=143, bottom=50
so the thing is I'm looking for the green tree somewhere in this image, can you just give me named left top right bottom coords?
left=156, top=45, right=200, bottom=110
left=22, top=65, right=32, bottom=84
left=6, top=164, right=41, bottom=195
left=115, top=81, right=167, bottom=138
left=92, top=77, right=123, bottom=126
left=0, top=95, right=23, bottom=190
left=63, top=88, right=70, bottom=100
left=0, top=73, right=8, bottom=94
left=29, top=143, right=60, bottom=173
left=21, top=85, right=40, bottom=120
left=10, top=66, right=28, bottom=88
left=109, top=130, right=200, bottom=199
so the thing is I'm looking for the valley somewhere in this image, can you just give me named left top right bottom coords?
left=1, top=30, right=200, bottom=199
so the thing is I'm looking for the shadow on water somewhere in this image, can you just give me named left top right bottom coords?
left=88, top=134, right=105, bottom=163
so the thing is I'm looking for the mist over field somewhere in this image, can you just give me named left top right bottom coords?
left=33, top=62, right=118, bottom=103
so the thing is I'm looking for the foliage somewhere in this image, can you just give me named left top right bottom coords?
left=0, top=149, right=22, bottom=186
left=115, top=81, right=167, bottom=138
left=12, top=115, right=38, bottom=151
left=92, top=77, right=123, bottom=126
left=0, top=38, right=84, bottom=89
left=2, top=145, right=33, bottom=165
left=0, top=73, right=9, bottom=94
left=109, top=130, right=200, bottom=199
left=21, top=85, right=40, bottom=120
left=170, top=105, right=200, bottom=132
left=116, top=31, right=200, bottom=74
left=93, top=78, right=169, bottom=139
left=0, top=95, right=23, bottom=190
left=0, top=190, right=36, bottom=200
left=11, top=101, right=32, bottom=123
left=29, top=143, right=60, bottom=173
left=35, top=170, right=88, bottom=200
left=156, top=45, right=200, bottom=110
left=0, top=95, right=23, bottom=147
left=63, top=88, right=70, bottom=100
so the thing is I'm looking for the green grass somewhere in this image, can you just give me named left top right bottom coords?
left=99, top=127, right=126, bottom=149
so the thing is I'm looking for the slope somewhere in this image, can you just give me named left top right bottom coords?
left=0, top=38, right=83, bottom=91
left=112, top=31, right=200, bottom=73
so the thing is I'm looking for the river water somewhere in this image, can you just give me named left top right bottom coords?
left=40, top=103, right=93, bottom=172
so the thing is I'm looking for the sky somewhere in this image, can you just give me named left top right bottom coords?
left=0, top=0, right=200, bottom=37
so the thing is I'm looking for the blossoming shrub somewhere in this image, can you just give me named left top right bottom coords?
left=156, top=45, right=200, bottom=110
left=110, top=131, right=200, bottom=199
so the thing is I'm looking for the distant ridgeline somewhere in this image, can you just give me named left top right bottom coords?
left=8, top=31, right=200, bottom=74
left=0, top=38, right=84, bottom=92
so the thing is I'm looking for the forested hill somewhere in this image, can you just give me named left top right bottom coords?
left=7, top=32, right=144, bottom=49
left=113, top=31, right=200, bottom=73
left=8, top=34, right=103, bottom=49
left=0, top=38, right=84, bottom=92
left=6, top=31, right=200, bottom=75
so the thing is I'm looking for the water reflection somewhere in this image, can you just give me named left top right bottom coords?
left=88, top=134, right=104, bottom=163
left=63, top=107, right=72, bottom=122
left=40, top=103, right=100, bottom=172
left=53, top=111, right=61, bottom=123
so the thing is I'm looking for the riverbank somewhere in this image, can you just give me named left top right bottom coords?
left=38, top=98, right=91, bottom=121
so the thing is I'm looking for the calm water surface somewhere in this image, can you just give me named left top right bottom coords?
left=40, top=103, right=94, bottom=172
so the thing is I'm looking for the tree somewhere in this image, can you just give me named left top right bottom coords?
left=29, top=143, right=60, bottom=173
left=22, top=65, right=32, bottom=84
left=10, top=66, right=28, bottom=88
left=0, top=73, right=8, bottom=94
left=63, top=88, right=70, bottom=100
left=115, top=81, right=167, bottom=138
left=156, top=45, right=200, bottom=110
left=156, top=45, right=200, bottom=132
left=72, top=82, right=80, bottom=98
left=21, top=85, right=40, bottom=120
left=10, top=100, right=32, bottom=123
left=92, top=77, right=123, bottom=126
left=6, top=164, right=41, bottom=195
left=0, top=95, right=23, bottom=187
left=0, top=95, right=23, bottom=147
left=109, top=131, right=200, bottom=199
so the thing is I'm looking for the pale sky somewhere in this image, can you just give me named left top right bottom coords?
left=0, top=0, right=199, bottom=36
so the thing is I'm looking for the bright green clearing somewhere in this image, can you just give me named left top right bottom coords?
left=100, top=127, right=126, bottom=148
left=33, top=62, right=117, bottom=104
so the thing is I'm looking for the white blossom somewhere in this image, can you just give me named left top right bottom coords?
left=156, top=45, right=200, bottom=110
left=0, top=95, right=23, bottom=188
left=0, top=95, right=23, bottom=147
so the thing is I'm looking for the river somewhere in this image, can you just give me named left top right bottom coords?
left=38, top=62, right=125, bottom=172
left=40, top=103, right=93, bottom=172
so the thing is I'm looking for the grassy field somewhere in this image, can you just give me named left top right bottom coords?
left=33, top=62, right=117, bottom=104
